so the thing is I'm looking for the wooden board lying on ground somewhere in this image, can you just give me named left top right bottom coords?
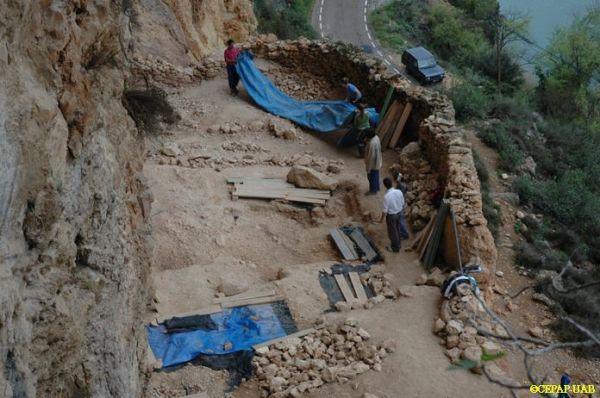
left=252, top=328, right=316, bottom=350
left=350, top=229, right=378, bottom=261
left=230, top=177, right=331, bottom=205
left=330, top=229, right=358, bottom=260
left=221, top=295, right=284, bottom=308
left=349, top=272, right=368, bottom=302
left=388, top=102, right=413, bottom=149
left=334, top=274, right=356, bottom=302
left=156, top=305, right=222, bottom=324
left=212, top=289, right=276, bottom=304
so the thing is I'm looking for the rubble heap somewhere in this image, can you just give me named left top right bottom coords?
left=266, top=66, right=338, bottom=101
left=252, top=320, right=395, bottom=398
left=432, top=283, right=515, bottom=384
left=390, top=143, right=439, bottom=232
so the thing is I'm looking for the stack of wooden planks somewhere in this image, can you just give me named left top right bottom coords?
left=154, top=288, right=283, bottom=324
left=227, top=177, right=331, bottom=205
left=410, top=200, right=450, bottom=269
left=329, top=228, right=378, bottom=262
left=376, top=99, right=413, bottom=150
left=334, top=272, right=368, bottom=306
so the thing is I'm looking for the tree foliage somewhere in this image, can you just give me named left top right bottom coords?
left=536, top=9, right=600, bottom=118
left=254, top=0, right=317, bottom=40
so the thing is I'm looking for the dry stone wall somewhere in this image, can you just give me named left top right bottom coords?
left=246, top=36, right=497, bottom=286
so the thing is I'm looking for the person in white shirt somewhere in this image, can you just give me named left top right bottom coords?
left=379, top=177, right=408, bottom=252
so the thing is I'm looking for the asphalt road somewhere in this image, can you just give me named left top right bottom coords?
left=311, top=0, right=403, bottom=75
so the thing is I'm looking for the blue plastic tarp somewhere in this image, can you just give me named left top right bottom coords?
left=146, top=304, right=288, bottom=368
left=236, top=52, right=378, bottom=133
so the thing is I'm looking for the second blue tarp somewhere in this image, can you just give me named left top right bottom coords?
left=147, top=304, right=289, bottom=368
left=236, top=52, right=378, bottom=133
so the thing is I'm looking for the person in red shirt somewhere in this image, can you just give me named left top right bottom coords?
left=224, top=39, right=240, bottom=95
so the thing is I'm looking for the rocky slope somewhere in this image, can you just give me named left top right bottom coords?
left=0, top=1, right=255, bottom=397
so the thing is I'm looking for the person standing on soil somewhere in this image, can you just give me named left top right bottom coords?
left=342, top=77, right=362, bottom=104
left=379, top=177, right=406, bottom=252
left=224, top=39, right=240, bottom=95
left=354, top=104, right=371, bottom=157
left=364, top=129, right=382, bottom=195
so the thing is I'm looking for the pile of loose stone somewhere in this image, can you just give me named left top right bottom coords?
left=433, top=282, right=515, bottom=384
left=333, top=265, right=408, bottom=312
left=131, top=54, right=199, bottom=85
left=266, top=67, right=337, bottom=101
left=252, top=319, right=395, bottom=398
left=221, top=141, right=268, bottom=153
left=390, top=143, right=439, bottom=232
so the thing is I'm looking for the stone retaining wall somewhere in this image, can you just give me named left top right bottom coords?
left=246, top=36, right=497, bottom=285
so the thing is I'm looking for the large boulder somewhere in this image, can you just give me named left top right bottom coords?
left=287, top=166, right=337, bottom=190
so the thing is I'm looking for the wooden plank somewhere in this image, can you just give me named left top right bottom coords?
left=376, top=100, right=401, bottom=139
left=234, top=188, right=330, bottom=200
left=388, top=102, right=413, bottom=148
left=232, top=188, right=327, bottom=204
left=253, top=328, right=316, bottom=350
left=221, top=295, right=284, bottom=308
left=334, top=274, right=356, bottom=302
left=349, top=272, right=368, bottom=302
left=381, top=102, right=405, bottom=149
left=227, top=177, right=288, bottom=184
left=379, top=84, right=395, bottom=121
left=233, top=185, right=331, bottom=199
left=412, top=211, right=437, bottom=251
left=330, top=229, right=358, bottom=260
left=213, top=289, right=276, bottom=304
left=340, top=231, right=359, bottom=259
left=156, top=305, right=222, bottom=324
left=419, top=217, right=437, bottom=260
left=350, top=229, right=378, bottom=261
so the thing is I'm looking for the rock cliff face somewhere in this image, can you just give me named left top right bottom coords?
left=129, top=0, right=256, bottom=67
left=0, top=1, right=255, bottom=397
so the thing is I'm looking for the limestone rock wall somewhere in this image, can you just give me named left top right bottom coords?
left=0, top=1, right=166, bottom=397
left=246, top=36, right=497, bottom=278
left=128, top=0, right=256, bottom=69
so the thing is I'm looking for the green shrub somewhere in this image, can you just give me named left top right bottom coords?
left=514, top=176, right=546, bottom=208
left=254, top=0, right=316, bottom=40
left=427, top=3, right=489, bottom=66
left=444, top=79, right=492, bottom=121
left=369, top=0, right=425, bottom=51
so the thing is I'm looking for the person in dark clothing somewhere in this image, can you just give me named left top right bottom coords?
left=224, top=39, right=240, bottom=95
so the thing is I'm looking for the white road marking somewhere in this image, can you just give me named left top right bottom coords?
left=384, top=59, right=391, bottom=65
left=377, top=50, right=383, bottom=56
left=367, top=32, right=372, bottom=40
left=319, top=0, right=325, bottom=39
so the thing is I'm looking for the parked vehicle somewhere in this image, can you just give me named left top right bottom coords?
left=401, top=47, right=445, bottom=84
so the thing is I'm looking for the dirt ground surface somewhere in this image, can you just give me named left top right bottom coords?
left=466, top=132, right=600, bottom=393
left=143, top=60, right=511, bottom=398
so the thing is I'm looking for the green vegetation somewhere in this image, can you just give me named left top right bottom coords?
left=371, top=1, right=600, bottom=349
left=370, top=0, right=524, bottom=91
left=254, top=0, right=317, bottom=40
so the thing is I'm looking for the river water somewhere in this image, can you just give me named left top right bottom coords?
left=499, top=0, right=597, bottom=62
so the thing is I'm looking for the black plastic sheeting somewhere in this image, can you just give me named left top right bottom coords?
left=157, top=301, right=297, bottom=389
left=318, top=263, right=375, bottom=310
left=339, top=226, right=383, bottom=264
